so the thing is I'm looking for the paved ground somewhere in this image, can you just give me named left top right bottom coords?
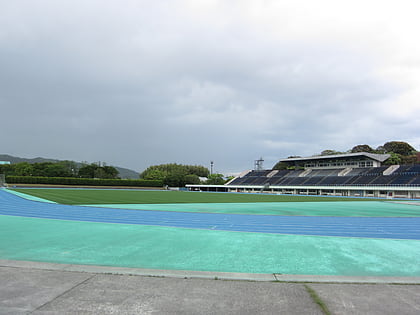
left=1, top=261, right=419, bottom=315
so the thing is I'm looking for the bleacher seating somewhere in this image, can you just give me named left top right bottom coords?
left=411, top=176, right=420, bottom=185
left=227, top=165, right=420, bottom=187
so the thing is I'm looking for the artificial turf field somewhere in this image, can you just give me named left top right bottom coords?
left=11, top=188, right=381, bottom=205
left=1, top=188, right=419, bottom=276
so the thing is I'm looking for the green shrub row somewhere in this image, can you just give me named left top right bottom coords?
left=6, top=176, right=163, bottom=187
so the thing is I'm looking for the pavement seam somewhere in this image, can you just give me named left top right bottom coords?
left=29, top=274, right=96, bottom=314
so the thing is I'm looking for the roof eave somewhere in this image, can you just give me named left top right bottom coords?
left=279, top=152, right=390, bottom=163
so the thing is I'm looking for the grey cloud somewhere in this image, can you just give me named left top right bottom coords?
left=1, top=1, right=418, bottom=173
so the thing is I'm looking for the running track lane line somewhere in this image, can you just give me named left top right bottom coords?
left=0, top=190, right=419, bottom=240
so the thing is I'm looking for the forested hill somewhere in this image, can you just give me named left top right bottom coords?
left=0, top=154, right=139, bottom=179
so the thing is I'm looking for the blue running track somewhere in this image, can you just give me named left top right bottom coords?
left=1, top=189, right=419, bottom=240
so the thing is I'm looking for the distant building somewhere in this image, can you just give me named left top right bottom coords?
left=0, top=161, right=11, bottom=165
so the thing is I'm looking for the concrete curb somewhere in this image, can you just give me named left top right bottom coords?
left=2, top=259, right=419, bottom=284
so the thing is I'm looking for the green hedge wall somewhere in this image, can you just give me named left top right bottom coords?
left=6, top=176, right=163, bottom=187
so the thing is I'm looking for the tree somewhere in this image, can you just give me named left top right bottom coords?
left=14, top=163, right=34, bottom=176
left=141, top=169, right=166, bottom=180
left=59, top=160, right=78, bottom=176
left=383, top=141, right=416, bottom=156
left=43, top=163, right=73, bottom=177
left=320, top=150, right=343, bottom=156
left=375, top=146, right=386, bottom=154
left=401, top=154, right=418, bottom=165
left=28, top=162, right=73, bottom=177
left=185, top=174, right=201, bottom=185
left=225, top=175, right=235, bottom=183
left=163, top=173, right=186, bottom=187
left=102, top=166, right=119, bottom=179
left=140, top=163, right=209, bottom=180
left=0, top=164, right=13, bottom=175
left=78, top=164, right=97, bottom=178
left=205, top=173, right=225, bottom=185
left=31, top=162, right=51, bottom=176
left=351, top=144, right=374, bottom=153
left=272, top=161, right=288, bottom=170
left=78, top=163, right=119, bottom=179
left=383, top=152, right=402, bottom=165
left=184, top=165, right=209, bottom=177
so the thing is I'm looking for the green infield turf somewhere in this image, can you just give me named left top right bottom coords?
left=11, top=188, right=381, bottom=205
left=82, top=201, right=420, bottom=217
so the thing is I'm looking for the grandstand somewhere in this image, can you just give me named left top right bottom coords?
left=187, top=152, right=420, bottom=199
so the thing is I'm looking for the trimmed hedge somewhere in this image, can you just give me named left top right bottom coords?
left=6, top=176, right=163, bottom=187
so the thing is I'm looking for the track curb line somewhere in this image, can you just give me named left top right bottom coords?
left=1, top=260, right=420, bottom=284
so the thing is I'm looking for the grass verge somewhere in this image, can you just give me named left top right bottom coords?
left=304, top=284, right=332, bottom=315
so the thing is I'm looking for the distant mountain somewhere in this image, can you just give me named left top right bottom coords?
left=0, top=154, right=59, bottom=164
left=0, top=154, right=140, bottom=179
left=114, top=166, right=140, bottom=179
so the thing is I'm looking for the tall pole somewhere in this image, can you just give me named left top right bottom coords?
left=210, top=161, right=214, bottom=175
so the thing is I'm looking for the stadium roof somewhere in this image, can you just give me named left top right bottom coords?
left=280, top=152, right=390, bottom=163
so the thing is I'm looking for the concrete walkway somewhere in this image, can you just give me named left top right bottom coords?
left=1, top=260, right=419, bottom=314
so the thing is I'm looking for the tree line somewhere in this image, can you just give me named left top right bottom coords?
left=0, top=161, right=119, bottom=179
left=320, top=141, right=418, bottom=165
left=0, top=160, right=229, bottom=187
left=140, top=163, right=228, bottom=187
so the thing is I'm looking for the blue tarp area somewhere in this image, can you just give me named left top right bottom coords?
left=0, top=189, right=419, bottom=240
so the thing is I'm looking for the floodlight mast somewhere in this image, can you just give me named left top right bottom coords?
left=254, top=157, right=264, bottom=171
left=210, top=161, right=214, bottom=175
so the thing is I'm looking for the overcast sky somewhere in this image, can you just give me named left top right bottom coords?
left=1, top=0, right=419, bottom=174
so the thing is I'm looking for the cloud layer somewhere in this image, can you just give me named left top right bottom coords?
left=1, top=0, right=419, bottom=173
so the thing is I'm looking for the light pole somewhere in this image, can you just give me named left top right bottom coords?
left=210, top=161, right=214, bottom=175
